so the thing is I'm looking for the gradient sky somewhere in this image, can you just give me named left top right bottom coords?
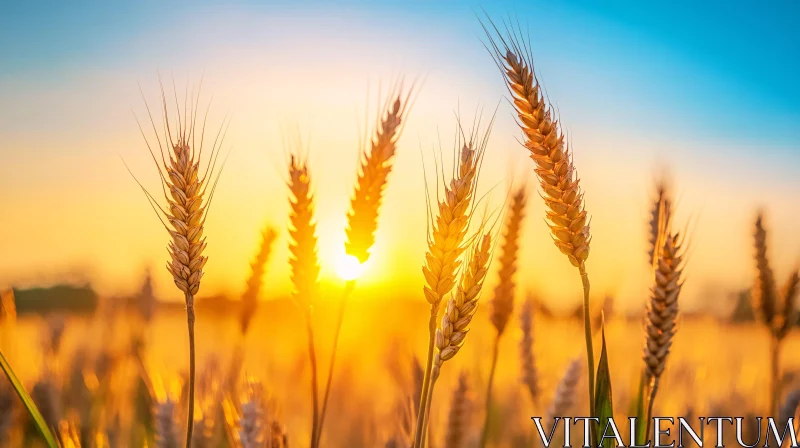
left=1, top=0, right=798, bottom=312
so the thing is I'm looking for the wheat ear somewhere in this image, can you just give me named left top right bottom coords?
left=132, top=85, right=226, bottom=447
left=546, top=358, right=582, bottom=421
left=317, top=92, right=408, bottom=447
left=433, top=233, right=492, bottom=378
left=344, top=93, right=407, bottom=263
left=647, top=181, right=667, bottom=266
left=288, top=155, right=321, bottom=448
left=414, top=142, right=483, bottom=448
left=418, top=233, right=492, bottom=445
left=752, top=212, right=800, bottom=415
left=484, top=25, right=595, bottom=409
left=480, top=186, right=526, bottom=447
left=643, top=194, right=685, bottom=430
left=154, top=398, right=179, bottom=448
left=240, top=226, right=278, bottom=336
left=445, top=372, right=472, bottom=448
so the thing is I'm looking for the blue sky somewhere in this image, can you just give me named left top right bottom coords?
left=2, top=0, right=798, bottom=144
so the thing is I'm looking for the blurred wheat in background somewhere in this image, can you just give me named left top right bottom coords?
left=1, top=8, right=800, bottom=448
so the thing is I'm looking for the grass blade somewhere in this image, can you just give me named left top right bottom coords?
left=594, top=320, right=615, bottom=448
left=0, top=349, right=59, bottom=448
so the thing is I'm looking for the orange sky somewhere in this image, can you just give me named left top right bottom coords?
left=1, top=6, right=798, bottom=314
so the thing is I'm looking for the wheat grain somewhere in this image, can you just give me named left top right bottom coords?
left=345, top=93, right=407, bottom=264
left=489, top=186, right=526, bottom=336
left=445, top=372, right=472, bottom=448
left=519, top=296, right=539, bottom=406
left=240, top=226, right=278, bottom=335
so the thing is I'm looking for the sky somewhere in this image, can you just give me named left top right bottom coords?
left=1, top=0, right=798, bottom=312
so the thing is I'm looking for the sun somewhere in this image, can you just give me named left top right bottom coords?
left=336, top=254, right=365, bottom=281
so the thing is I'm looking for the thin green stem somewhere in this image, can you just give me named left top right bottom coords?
left=305, top=312, right=320, bottom=448
left=315, top=280, right=356, bottom=447
left=579, top=264, right=595, bottom=414
left=184, top=293, right=196, bottom=448
left=479, top=336, right=501, bottom=448
left=413, top=304, right=439, bottom=448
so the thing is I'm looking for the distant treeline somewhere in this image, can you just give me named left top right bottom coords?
left=12, top=284, right=98, bottom=314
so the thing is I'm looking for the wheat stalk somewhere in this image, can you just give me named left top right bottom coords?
left=484, top=23, right=595, bottom=410
left=418, top=233, right=492, bottom=445
left=480, top=186, right=526, bottom=447
left=445, top=372, right=472, bottom=448
left=414, top=139, right=485, bottom=448
left=130, top=84, right=227, bottom=447
left=643, top=193, right=685, bottom=430
left=317, top=92, right=409, bottom=448
left=287, top=154, right=322, bottom=448
left=751, top=212, right=800, bottom=415
left=519, top=295, right=539, bottom=407
left=240, top=226, right=278, bottom=336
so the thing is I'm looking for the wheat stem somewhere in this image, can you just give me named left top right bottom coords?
left=414, top=306, right=439, bottom=448
left=305, top=313, right=320, bottom=448
left=479, top=337, right=500, bottom=448
left=770, top=333, right=780, bottom=416
left=316, top=279, right=356, bottom=446
left=579, top=265, right=595, bottom=413
left=185, top=294, right=196, bottom=448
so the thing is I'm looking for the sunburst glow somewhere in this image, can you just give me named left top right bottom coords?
left=336, top=254, right=365, bottom=281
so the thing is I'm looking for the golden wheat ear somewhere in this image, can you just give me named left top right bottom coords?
left=129, top=80, right=229, bottom=448
left=285, top=152, right=323, bottom=448
left=240, top=226, right=278, bottom=336
left=345, top=86, right=412, bottom=264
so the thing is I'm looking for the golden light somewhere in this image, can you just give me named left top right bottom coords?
left=336, top=254, right=365, bottom=281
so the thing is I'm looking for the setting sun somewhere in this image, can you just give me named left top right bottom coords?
left=336, top=254, right=365, bottom=281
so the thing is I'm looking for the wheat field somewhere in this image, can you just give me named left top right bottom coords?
left=1, top=8, right=799, bottom=448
